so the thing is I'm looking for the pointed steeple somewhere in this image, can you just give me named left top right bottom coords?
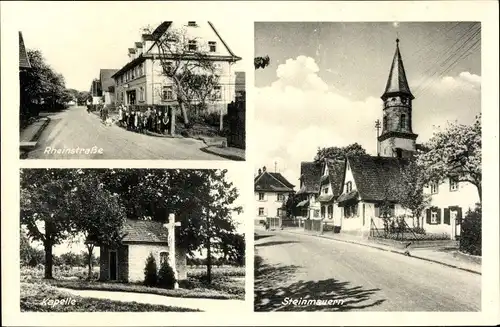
left=382, top=39, right=414, bottom=100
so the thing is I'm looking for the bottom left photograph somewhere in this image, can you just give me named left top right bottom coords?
left=19, top=168, right=246, bottom=312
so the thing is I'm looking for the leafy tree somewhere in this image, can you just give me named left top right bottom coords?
left=20, top=169, right=80, bottom=278
left=60, top=252, right=82, bottom=267
left=254, top=56, right=270, bottom=70
left=20, top=229, right=45, bottom=267
left=417, top=115, right=481, bottom=202
left=389, top=159, right=431, bottom=228
left=218, top=232, right=245, bottom=266
left=282, top=193, right=299, bottom=218
left=314, top=143, right=367, bottom=163
left=460, top=204, right=481, bottom=255
left=144, top=253, right=158, bottom=286
left=144, top=25, right=222, bottom=127
left=158, top=259, right=176, bottom=289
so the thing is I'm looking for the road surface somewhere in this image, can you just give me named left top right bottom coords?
left=254, top=230, right=481, bottom=312
left=24, top=106, right=224, bottom=160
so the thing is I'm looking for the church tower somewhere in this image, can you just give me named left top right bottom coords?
left=378, top=39, right=418, bottom=158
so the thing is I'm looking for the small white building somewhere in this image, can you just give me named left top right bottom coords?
left=318, top=159, right=344, bottom=230
left=254, top=166, right=294, bottom=224
left=99, top=219, right=187, bottom=283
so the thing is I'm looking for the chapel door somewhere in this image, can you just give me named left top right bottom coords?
left=109, top=251, right=118, bottom=280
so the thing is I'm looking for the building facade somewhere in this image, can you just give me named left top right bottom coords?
left=112, top=21, right=241, bottom=114
left=295, top=162, right=322, bottom=229
left=254, top=166, right=295, bottom=224
left=99, top=69, right=119, bottom=105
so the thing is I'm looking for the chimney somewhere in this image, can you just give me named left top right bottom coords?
left=258, top=168, right=262, bottom=175
left=142, top=34, right=154, bottom=53
left=135, top=42, right=143, bottom=57
left=128, top=48, right=136, bottom=61
left=262, top=166, right=267, bottom=172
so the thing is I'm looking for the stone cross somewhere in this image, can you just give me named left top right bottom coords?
left=163, top=213, right=181, bottom=289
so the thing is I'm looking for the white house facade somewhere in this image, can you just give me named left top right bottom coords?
left=254, top=167, right=294, bottom=224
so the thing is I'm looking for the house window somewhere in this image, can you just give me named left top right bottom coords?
left=208, top=41, right=217, bottom=52
left=323, top=187, right=329, bottom=194
left=139, top=87, right=144, bottom=102
left=376, top=203, right=395, bottom=218
left=344, top=204, right=358, bottom=218
left=163, top=85, right=173, bottom=100
left=277, top=208, right=284, bottom=217
left=258, top=207, right=265, bottom=216
left=121, top=92, right=124, bottom=102
left=400, top=114, right=406, bottom=129
left=346, top=181, right=352, bottom=193
left=431, top=211, right=438, bottom=224
left=159, top=251, right=169, bottom=265
left=188, top=21, right=197, bottom=27
left=277, top=193, right=284, bottom=202
left=188, top=40, right=197, bottom=51
left=213, top=86, right=222, bottom=100
left=430, top=181, right=439, bottom=194
left=214, top=63, right=222, bottom=72
left=449, top=177, right=458, bottom=192
left=327, top=205, right=333, bottom=219
left=258, top=193, right=265, bottom=201
left=321, top=206, right=326, bottom=218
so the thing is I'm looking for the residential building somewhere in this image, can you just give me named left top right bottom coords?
left=295, top=162, right=322, bottom=227
left=112, top=21, right=241, bottom=114
left=100, top=69, right=119, bottom=105
left=99, top=219, right=187, bottom=283
left=19, top=32, right=31, bottom=70
left=254, top=166, right=295, bottom=224
left=89, top=79, right=102, bottom=105
left=317, top=159, right=344, bottom=229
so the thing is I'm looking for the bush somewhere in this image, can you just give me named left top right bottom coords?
left=412, top=227, right=426, bottom=235
left=158, top=260, right=176, bottom=289
left=143, top=253, right=158, bottom=286
left=460, top=204, right=481, bottom=256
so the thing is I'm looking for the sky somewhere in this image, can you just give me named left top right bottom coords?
left=254, top=22, right=481, bottom=187
left=11, top=2, right=247, bottom=91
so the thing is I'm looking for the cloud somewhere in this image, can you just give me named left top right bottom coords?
left=255, top=56, right=381, bottom=186
left=437, top=71, right=481, bottom=93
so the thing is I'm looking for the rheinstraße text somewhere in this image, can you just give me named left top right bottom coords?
left=44, top=146, right=104, bottom=155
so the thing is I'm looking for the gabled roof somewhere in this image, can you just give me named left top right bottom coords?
left=19, top=32, right=31, bottom=69
left=324, top=159, right=345, bottom=197
left=99, top=69, right=119, bottom=92
left=347, top=155, right=409, bottom=202
left=121, top=219, right=169, bottom=243
left=254, top=171, right=294, bottom=192
left=296, top=162, right=321, bottom=195
left=382, top=39, right=414, bottom=100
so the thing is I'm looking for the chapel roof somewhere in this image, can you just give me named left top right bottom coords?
left=121, top=219, right=169, bottom=244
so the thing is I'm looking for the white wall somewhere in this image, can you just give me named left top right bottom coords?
left=255, top=191, right=286, bottom=220
left=127, top=243, right=187, bottom=282
left=380, top=137, right=415, bottom=157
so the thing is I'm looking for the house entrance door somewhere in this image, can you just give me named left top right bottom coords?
left=127, top=90, right=137, bottom=105
left=109, top=251, right=118, bottom=280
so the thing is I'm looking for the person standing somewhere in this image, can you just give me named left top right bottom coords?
left=118, top=105, right=123, bottom=127
left=162, top=109, right=170, bottom=135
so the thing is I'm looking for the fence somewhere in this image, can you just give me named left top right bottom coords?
left=304, top=219, right=322, bottom=232
left=266, top=217, right=281, bottom=230
left=226, top=100, right=245, bottom=149
left=369, top=217, right=450, bottom=241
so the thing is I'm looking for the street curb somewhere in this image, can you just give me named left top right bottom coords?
left=280, top=229, right=481, bottom=275
left=200, top=146, right=245, bottom=161
left=20, top=117, right=51, bottom=152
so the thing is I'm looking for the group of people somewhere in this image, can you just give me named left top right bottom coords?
left=117, top=105, right=170, bottom=135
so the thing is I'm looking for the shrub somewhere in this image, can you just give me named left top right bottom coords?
left=460, top=204, right=481, bottom=256
left=158, top=260, right=176, bottom=289
left=412, top=227, right=426, bottom=235
left=143, top=253, right=158, bottom=286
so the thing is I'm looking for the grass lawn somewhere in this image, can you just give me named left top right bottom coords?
left=21, top=282, right=199, bottom=312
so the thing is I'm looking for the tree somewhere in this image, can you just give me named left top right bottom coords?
left=144, top=25, right=221, bottom=127
left=218, top=232, right=245, bottom=266
left=68, top=170, right=126, bottom=279
left=20, top=229, right=45, bottom=267
left=282, top=193, right=299, bottom=218
left=60, top=252, right=82, bottom=267
left=389, top=159, right=431, bottom=228
left=254, top=56, right=270, bottom=70
left=144, top=253, right=158, bottom=286
left=417, top=115, right=481, bottom=202
left=314, top=143, right=367, bottom=163
left=158, top=259, right=176, bottom=289
left=20, top=169, right=80, bottom=278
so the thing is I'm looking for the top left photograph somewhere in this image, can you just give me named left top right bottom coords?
left=19, top=17, right=246, bottom=160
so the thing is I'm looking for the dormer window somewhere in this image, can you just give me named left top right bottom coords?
left=188, top=40, right=197, bottom=51
left=188, top=21, right=197, bottom=27
left=208, top=41, right=217, bottom=52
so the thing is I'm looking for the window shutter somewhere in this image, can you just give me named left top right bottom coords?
left=375, top=205, right=380, bottom=218
left=457, top=207, right=463, bottom=224
left=436, top=208, right=442, bottom=224
left=426, top=209, right=431, bottom=224
left=444, top=208, right=450, bottom=225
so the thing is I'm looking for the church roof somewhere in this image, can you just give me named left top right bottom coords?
left=296, top=162, right=322, bottom=195
left=121, top=219, right=169, bottom=244
left=254, top=171, right=294, bottom=192
left=347, top=155, right=409, bottom=202
left=382, top=39, right=414, bottom=100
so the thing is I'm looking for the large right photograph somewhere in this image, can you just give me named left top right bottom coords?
left=253, top=22, right=481, bottom=312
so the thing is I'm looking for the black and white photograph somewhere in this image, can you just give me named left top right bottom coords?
left=19, top=7, right=246, bottom=160
left=254, top=22, right=482, bottom=311
left=20, top=168, right=245, bottom=312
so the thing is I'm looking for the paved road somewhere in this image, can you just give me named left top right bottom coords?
left=57, top=287, right=246, bottom=312
left=254, top=230, right=481, bottom=312
left=24, top=106, right=223, bottom=160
